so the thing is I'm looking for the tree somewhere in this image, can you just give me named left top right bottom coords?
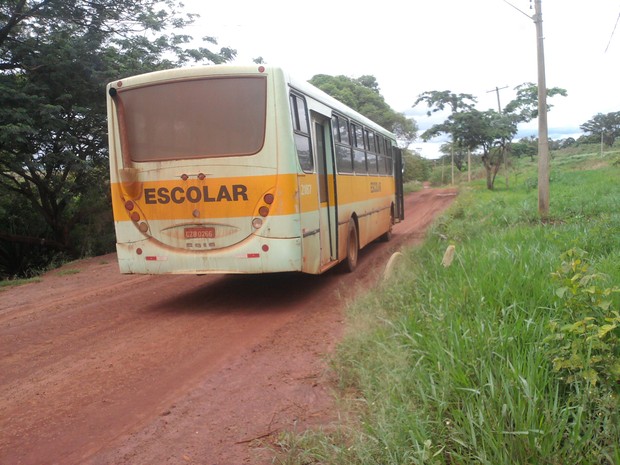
left=414, top=90, right=476, bottom=116
left=504, top=82, right=567, bottom=122
left=580, top=112, right=620, bottom=147
left=456, top=109, right=518, bottom=190
left=511, top=137, right=538, bottom=160
left=414, top=90, right=477, bottom=184
left=416, top=83, right=566, bottom=190
left=402, top=150, right=431, bottom=183
left=0, top=0, right=235, bottom=275
left=309, top=74, right=418, bottom=147
left=438, top=142, right=467, bottom=171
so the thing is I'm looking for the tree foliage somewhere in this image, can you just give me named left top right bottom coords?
left=309, top=74, right=417, bottom=147
left=0, top=0, right=235, bottom=277
left=503, top=82, right=567, bottom=122
left=414, top=90, right=476, bottom=116
left=580, top=111, right=620, bottom=147
left=402, top=150, right=431, bottom=183
left=415, top=84, right=567, bottom=190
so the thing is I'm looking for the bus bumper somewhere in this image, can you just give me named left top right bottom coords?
left=115, top=236, right=303, bottom=275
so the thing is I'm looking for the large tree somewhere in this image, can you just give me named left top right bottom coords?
left=0, top=1, right=235, bottom=274
left=309, top=74, right=418, bottom=147
left=414, top=90, right=477, bottom=184
left=416, top=83, right=566, bottom=190
left=425, top=108, right=517, bottom=190
left=580, top=111, right=620, bottom=147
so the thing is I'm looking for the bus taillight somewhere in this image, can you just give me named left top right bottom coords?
left=259, top=206, right=269, bottom=217
left=264, top=193, right=274, bottom=204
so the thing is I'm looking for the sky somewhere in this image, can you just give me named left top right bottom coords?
left=182, top=0, right=620, bottom=158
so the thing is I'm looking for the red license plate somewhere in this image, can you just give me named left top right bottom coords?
left=184, top=227, right=216, bottom=239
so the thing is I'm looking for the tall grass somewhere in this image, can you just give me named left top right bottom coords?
left=273, top=153, right=620, bottom=464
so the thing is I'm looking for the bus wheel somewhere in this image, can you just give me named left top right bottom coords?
left=344, top=218, right=359, bottom=273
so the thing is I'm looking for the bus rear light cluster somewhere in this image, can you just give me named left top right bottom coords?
left=259, top=193, right=275, bottom=217
left=252, top=192, right=275, bottom=229
left=125, top=198, right=149, bottom=233
left=126, top=201, right=140, bottom=222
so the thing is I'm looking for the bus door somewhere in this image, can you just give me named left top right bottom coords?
left=393, top=147, right=405, bottom=221
left=311, top=113, right=338, bottom=269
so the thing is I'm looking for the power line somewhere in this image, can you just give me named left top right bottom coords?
left=605, top=7, right=620, bottom=53
left=502, top=0, right=532, bottom=19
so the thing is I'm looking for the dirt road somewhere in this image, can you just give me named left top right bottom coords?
left=0, top=188, right=457, bottom=465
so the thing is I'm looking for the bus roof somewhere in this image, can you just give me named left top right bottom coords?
left=109, top=64, right=397, bottom=141
left=283, top=70, right=396, bottom=140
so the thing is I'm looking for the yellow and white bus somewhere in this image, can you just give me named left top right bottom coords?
left=106, top=65, right=404, bottom=275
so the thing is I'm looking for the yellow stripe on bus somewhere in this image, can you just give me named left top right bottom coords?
left=110, top=172, right=396, bottom=222
left=110, top=174, right=300, bottom=221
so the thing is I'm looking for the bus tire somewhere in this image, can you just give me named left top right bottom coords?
left=344, top=218, right=359, bottom=273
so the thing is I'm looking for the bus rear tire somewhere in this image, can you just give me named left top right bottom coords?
left=344, top=219, right=359, bottom=273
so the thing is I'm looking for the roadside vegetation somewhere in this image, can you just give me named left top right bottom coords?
left=0, top=0, right=237, bottom=279
left=274, top=144, right=620, bottom=464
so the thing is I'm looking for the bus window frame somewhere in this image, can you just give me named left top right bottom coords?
left=333, top=113, right=354, bottom=174
left=289, top=91, right=314, bottom=173
left=351, top=122, right=367, bottom=175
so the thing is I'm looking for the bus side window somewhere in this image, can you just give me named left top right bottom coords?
left=377, top=135, right=387, bottom=175
left=386, top=139, right=394, bottom=175
left=333, top=114, right=353, bottom=173
left=352, top=123, right=367, bottom=174
left=366, top=130, right=379, bottom=174
left=290, top=93, right=313, bottom=172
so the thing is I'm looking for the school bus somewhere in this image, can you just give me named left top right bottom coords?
left=106, top=65, right=404, bottom=274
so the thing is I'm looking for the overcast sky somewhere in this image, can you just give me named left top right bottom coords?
left=183, top=0, right=620, bottom=158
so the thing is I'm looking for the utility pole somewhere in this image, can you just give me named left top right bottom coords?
left=534, top=0, right=550, bottom=219
left=487, top=85, right=509, bottom=113
left=488, top=85, right=510, bottom=188
left=451, top=144, right=455, bottom=185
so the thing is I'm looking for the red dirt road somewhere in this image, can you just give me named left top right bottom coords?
left=0, top=188, right=457, bottom=465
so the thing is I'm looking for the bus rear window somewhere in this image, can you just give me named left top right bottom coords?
left=118, top=76, right=267, bottom=161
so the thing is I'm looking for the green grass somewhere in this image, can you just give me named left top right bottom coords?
left=57, top=268, right=80, bottom=276
left=273, top=149, right=620, bottom=464
left=0, top=276, right=42, bottom=289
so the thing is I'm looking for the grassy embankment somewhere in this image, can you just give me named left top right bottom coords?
left=275, top=144, right=620, bottom=464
